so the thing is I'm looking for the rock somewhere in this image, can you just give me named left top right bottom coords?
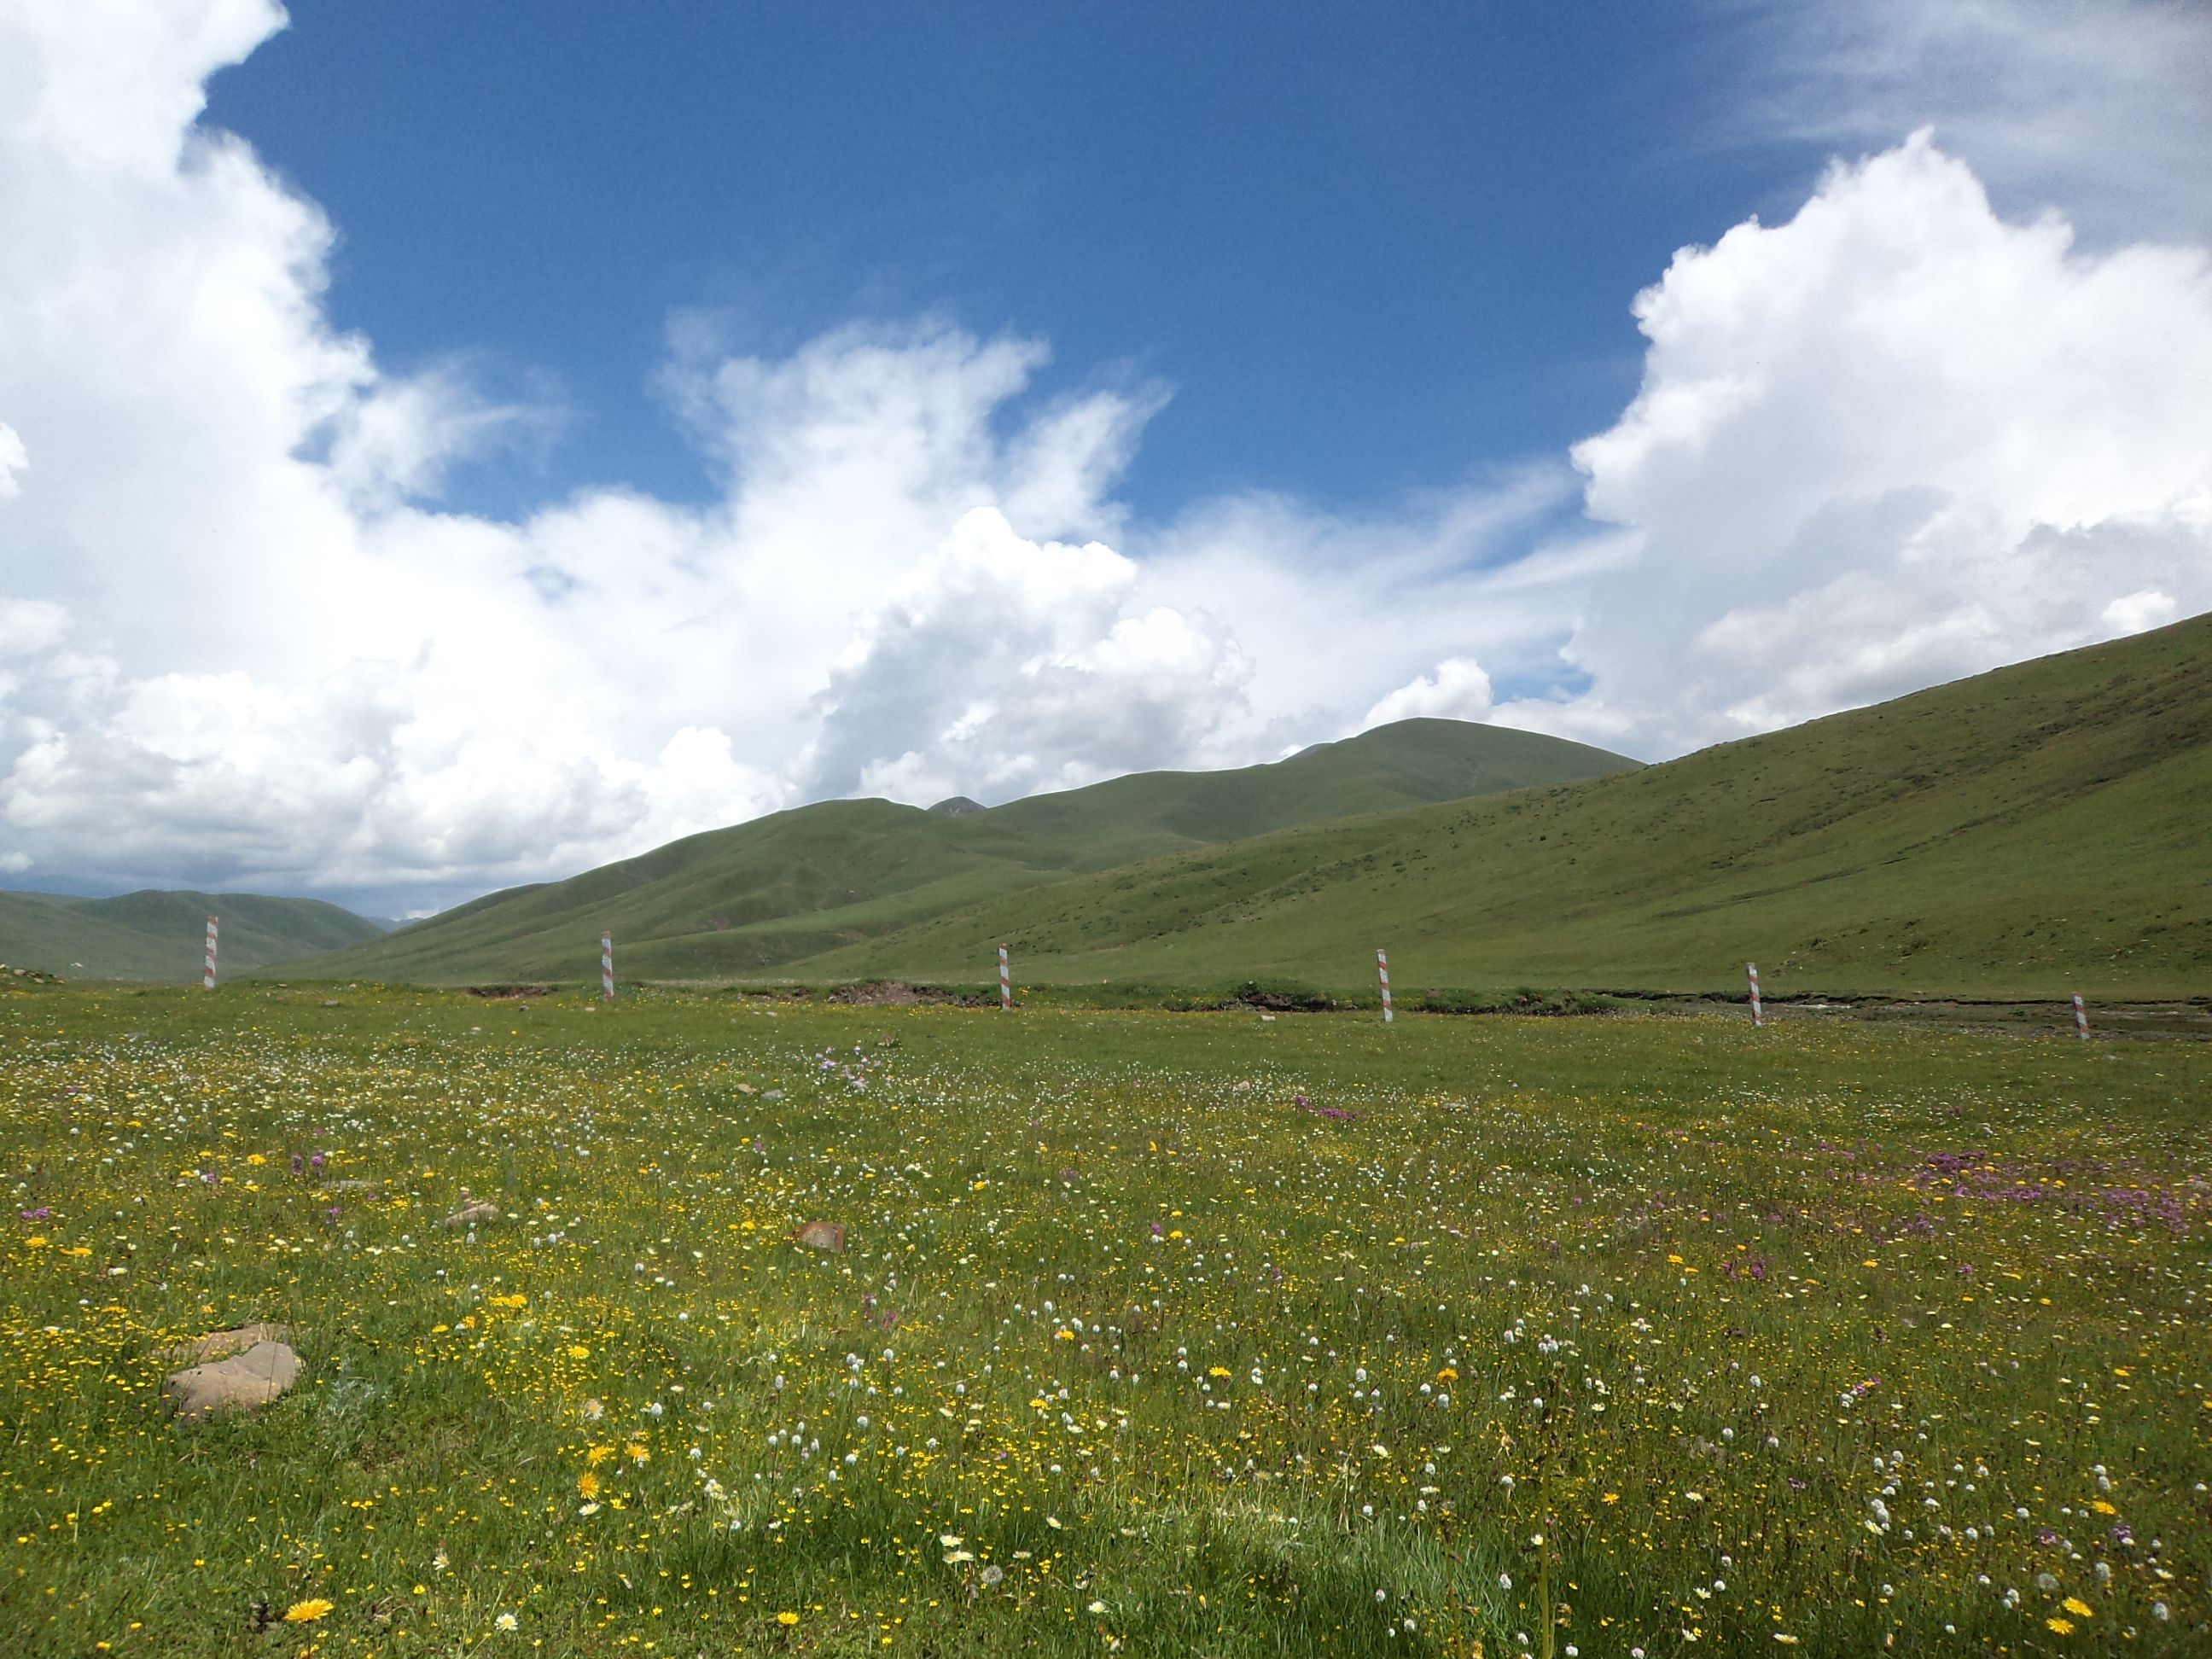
left=161, top=1321, right=291, bottom=1367
left=164, top=1340, right=300, bottom=1421
left=794, top=1221, right=846, bottom=1252
left=444, top=1200, right=500, bottom=1228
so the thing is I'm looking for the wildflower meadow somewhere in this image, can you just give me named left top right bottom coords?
left=2, top=983, right=2206, bottom=1656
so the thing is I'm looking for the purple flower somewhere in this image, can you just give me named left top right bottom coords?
left=2037, top=1527, right=2060, bottom=1546
left=1151, top=1221, right=1163, bottom=1238
left=310, top=1151, right=325, bottom=1170
left=20, top=1207, right=50, bottom=1221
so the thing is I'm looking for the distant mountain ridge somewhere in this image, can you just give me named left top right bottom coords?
left=799, top=612, right=2212, bottom=998
left=288, top=717, right=1638, bottom=983
left=0, top=888, right=387, bottom=981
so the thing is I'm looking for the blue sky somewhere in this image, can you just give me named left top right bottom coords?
left=2, top=0, right=2209, bottom=912
left=205, top=3, right=1772, bottom=522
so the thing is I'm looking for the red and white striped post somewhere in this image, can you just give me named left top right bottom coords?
left=600, top=932, right=614, bottom=1002
left=2071, top=992, right=2089, bottom=1040
left=1747, top=961, right=1762, bottom=1027
left=1377, top=948, right=1394, bottom=1024
left=997, top=943, right=1012, bottom=1011
left=202, top=915, right=218, bottom=990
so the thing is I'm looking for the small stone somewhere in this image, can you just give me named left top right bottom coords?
left=443, top=1194, right=501, bottom=1228
left=164, top=1340, right=300, bottom=1421
left=794, top=1221, right=846, bottom=1252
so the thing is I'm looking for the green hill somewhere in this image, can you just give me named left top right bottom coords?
left=802, top=612, right=2212, bottom=998
left=287, top=718, right=1637, bottom=983
left=0, top=889, right=387, bottom=982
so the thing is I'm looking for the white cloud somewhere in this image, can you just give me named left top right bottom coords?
left=823, top=506, right=1250, bottom=805
left=0, top=423, right=25, bottom=498
left=1739, top=0, right=2212, bottom=242
left=1497, top=134, right=2212, bottom=754
left=1362, top=659, right=1494, bottom=729
left=2102, top=588, right=2178, bottom=636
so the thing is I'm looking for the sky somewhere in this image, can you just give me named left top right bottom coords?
left=2, top=0, right=2209, bottom=917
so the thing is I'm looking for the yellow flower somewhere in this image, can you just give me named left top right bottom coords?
left=488, top=1292, right=527, bottom=1310
left=1603, top=1492, right=1621, bottom=1505
left=625, top=1441, right=649, bottom=1464
left=246, top=1153, right=267, bottom=1166
left=283, top=1598, right=334, bottom=1623
left=1435, top=1367, right=1458, bottom=1381
left=2047, top=1616, right=2075, bottom=1634
left=2063, top=1598, right=2093, bottom=1618
left=577, top=1471, right=599, bottom=1499
left=777, top=1610, right=800, bottom=1626
left=568, top=1344, right=591, bottom=1359
left=1208, top=1366, right=1231, bottom=1378
left=2090, top=1500, right=2116, bottom=1515
left=585, top=1444, right=614, bottom=1467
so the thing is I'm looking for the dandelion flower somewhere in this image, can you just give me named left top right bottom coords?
left=2062, top=1598, right=2093, bottom=1618
left=2047, top=1615, right=2075, bottom=1634
left=578, top=1471, right=599, bottom=1499
left=777, top=1611, right=800, bottom=1626
left=283, top=1599, right=334, bottom=1624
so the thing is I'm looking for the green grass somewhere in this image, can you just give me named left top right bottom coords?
left=2, top=981, right=2207, bottom=1655
left=287, top=719, right=1634, bottom=986
left=0, top=889, right=386, bottom=982
left=800, top=612, right=2212, bottom=1000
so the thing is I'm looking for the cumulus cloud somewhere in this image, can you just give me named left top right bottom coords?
left=818, top=507, right=1250, bottom=805
left=1496, top=134, right=2212, bottom=754
left=1362, top=659, right=1494, bottom=729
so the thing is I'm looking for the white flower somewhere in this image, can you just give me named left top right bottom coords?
left=494, top=1612, right=518, bottom=1632
left=1087, top=1600, right=1108, bottom=1615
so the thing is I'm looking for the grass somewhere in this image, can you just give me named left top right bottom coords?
left=3, top=980, right=2207, bottom=1655
left=283, top=720, right=1634, bottom=987
left=0, top=890, right=386, bottom=983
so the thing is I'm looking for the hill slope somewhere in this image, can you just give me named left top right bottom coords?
left=797, top=613, right=2212, bottom=998
left=0, top=889, right=387, bottom=981
left=288, top=719, right=1637, bottom=982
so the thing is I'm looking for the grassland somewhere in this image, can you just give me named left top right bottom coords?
left=3, top=981, right=2206, bottom=1656
left=290, top=721, right=1633, bottom=987
left=0, top=890, right=386, bottom=983
left=801, top=613, right=2212, bottom=1000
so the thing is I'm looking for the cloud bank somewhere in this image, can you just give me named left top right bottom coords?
left=2, top=3, right=2208, bottom=911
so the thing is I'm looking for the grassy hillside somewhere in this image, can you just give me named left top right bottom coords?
left=288, top=719, right=1635, bottom=983
left=0, top=889, right=386, bottom=981
left=800, top=613, right=2212, bottom=999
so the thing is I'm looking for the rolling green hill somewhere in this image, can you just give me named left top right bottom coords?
left=802, top=612, right=2212, bottom=998
left=0, top=889, right=387, bottom=981
left=286, top=719, right=1638, bottom=983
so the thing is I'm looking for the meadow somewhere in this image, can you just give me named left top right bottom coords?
left=2, top=984, right=2207, bottom=1656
